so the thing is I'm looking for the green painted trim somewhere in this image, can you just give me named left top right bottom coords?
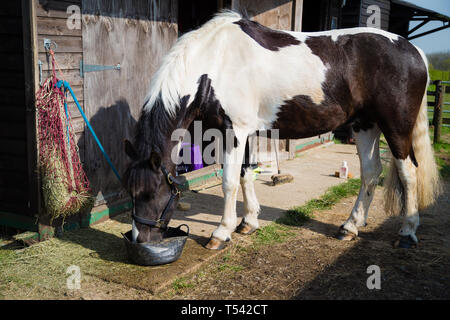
left=79, top=201, right=133, bottom=228
left=14, top=231, right=39, bottom=242
left=295, top=138, right=322, bottom=151
left=0, top=211, right=38, bottom=232
left=182, top=169, right=223, bottom=189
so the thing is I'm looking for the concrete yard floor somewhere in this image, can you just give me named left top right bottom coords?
left=0, top=143, right=365, bottom=299
left=171, top=143, right=361, bottom=241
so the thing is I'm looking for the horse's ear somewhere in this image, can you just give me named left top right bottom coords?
left=149, top=151, right=161, bottom=171
left=124, top=139, right=138, bottom=160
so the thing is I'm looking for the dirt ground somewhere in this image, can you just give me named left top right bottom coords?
left=1, top=143, right=449, bottom=300
left=156, top=183, right=450, bottom=300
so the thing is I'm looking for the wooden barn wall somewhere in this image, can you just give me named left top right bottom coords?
left=0, top=2, right=30, bottom=214
left=82, top=0, right=178, bottom=207
left=341, top=0, right=362, bottom=28
left=232, top=0, right=294, bottom=29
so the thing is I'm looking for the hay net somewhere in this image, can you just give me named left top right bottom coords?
left=36, top=71, right=92, bottom=220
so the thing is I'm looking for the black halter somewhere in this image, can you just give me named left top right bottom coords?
left=131, top=164, right=181, bottom=230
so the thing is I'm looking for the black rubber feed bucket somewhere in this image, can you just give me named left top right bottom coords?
left=122, top=224, right=189, bottom=266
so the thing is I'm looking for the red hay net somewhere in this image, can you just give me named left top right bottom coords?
left=36, top=61, right=92, bottom=219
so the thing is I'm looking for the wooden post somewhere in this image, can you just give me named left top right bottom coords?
left=22, top=0, right=41, bottom=216
left=292, top=0, right=304, bottom=31
left=433, top=80, right=444, bottom=144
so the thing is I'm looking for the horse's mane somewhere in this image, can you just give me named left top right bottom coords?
left=143, top=10, right=242, bottom=118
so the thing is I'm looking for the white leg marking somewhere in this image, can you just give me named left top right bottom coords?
left=240, top=167, right=260, bottom=229
left=212, top=128, right=249, bottom=241
left=395, top=156, right=419, bottom=243
left=342, top=126, right=382, bottom=235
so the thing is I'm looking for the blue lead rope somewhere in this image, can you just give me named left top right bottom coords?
left=56, top=80, right=122, bottom=182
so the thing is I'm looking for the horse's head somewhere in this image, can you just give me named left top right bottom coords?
left=122, top=139, right=184, bottom=243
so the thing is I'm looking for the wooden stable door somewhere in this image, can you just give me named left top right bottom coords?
left=81, top=0, right=178, bottom=206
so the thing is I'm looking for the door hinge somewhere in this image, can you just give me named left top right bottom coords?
left=80, top=60, right=121, bottom=77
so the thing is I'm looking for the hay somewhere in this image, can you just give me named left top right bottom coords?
left=40, top=149, right=93, bottom=220
left=36, top=78, right=93, bottom=220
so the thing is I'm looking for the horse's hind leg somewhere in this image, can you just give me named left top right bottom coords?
left=337, top=125, right=382, bottom=240
left=393, top=157, right=419, bottom=247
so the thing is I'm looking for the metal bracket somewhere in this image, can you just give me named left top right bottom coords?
left=43, top=38, right=57, bottom=52
left=38, top=60, right=43, bottom=86
left=80, top=60, right=121, bottom=77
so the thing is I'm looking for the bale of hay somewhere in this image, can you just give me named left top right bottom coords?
left=40, top=148, right=93, bottom=220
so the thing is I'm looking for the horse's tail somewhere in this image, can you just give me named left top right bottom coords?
left=384, top=59, right=442, bottom=214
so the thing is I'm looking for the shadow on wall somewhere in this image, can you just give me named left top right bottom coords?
left=77, top=98, right=137, bottom=215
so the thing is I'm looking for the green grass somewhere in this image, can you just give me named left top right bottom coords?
left=433, top=141, right=450, bottom=153
left=252, top=223, right=295, bottom=246
left=277, top=178, right=362, bottom=227
left=172, top=277, right=193, bottom=291
left=436, top=156, right=450, bottom=179
left=429, top=69, right=450, bottom=82
left=217, top=263, right=244, bottom=272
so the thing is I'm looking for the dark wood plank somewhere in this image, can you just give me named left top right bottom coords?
left=0, top=72, right=25, bottom=89
left=0, top=171, right=28, bottom=187
left=0, top=17, right=23, bottom=35
left=0, top=122, right=27, bottom=139
left=36, top=1, right=82, bottom=19
left=0, top=155, right=28, bottom=172
left=38, top=52, right=82, bottom=71
left=65, top=84, right=84, bottom=102
left=0, top=138, right=27, bottom=156
left=0, top=107, right=26, bottom=123
left=0, top=186, right=29, bottom=206
left=361, top=0, right=390, bottom=11
left=0, top=35, right=24, bottom=53
left=67, top=100, right=85, bottom=118
left=71, top=116, right=86, bottom=133
left=37, top=35, right=83, bottom=53
left=0, top=88, right=26, bottom=106
left=37, top=16, right=82, bottom=36
left=0, top=1, right=23, bottom=17
left=0, top=53, right=25, bottom=71
left=40, top=69, right=83, bottom=86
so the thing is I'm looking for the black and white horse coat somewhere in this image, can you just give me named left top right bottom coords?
left=124, top=11, right=441, bottom=249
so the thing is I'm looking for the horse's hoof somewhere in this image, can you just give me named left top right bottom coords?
left=235, top=220, right=257, bottom=235
left=336, top=226, right=357, bottom=241
left=393, top=235, right=417, bottom=249
left=205, top=236, right=228, bottom=250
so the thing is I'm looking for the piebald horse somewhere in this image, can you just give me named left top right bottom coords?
left=123, top=11, right=441, bottom=250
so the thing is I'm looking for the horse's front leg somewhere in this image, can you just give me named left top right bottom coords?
left=205, top=129, right=248, bottom=250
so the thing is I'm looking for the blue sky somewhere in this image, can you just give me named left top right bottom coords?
left=405, top=0, right=450, bottom=53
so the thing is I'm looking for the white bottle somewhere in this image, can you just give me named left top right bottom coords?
left=340, top=161, right=348, bottom=179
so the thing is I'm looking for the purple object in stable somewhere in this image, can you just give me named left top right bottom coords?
left=180, top=143, right=203, bottom=171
